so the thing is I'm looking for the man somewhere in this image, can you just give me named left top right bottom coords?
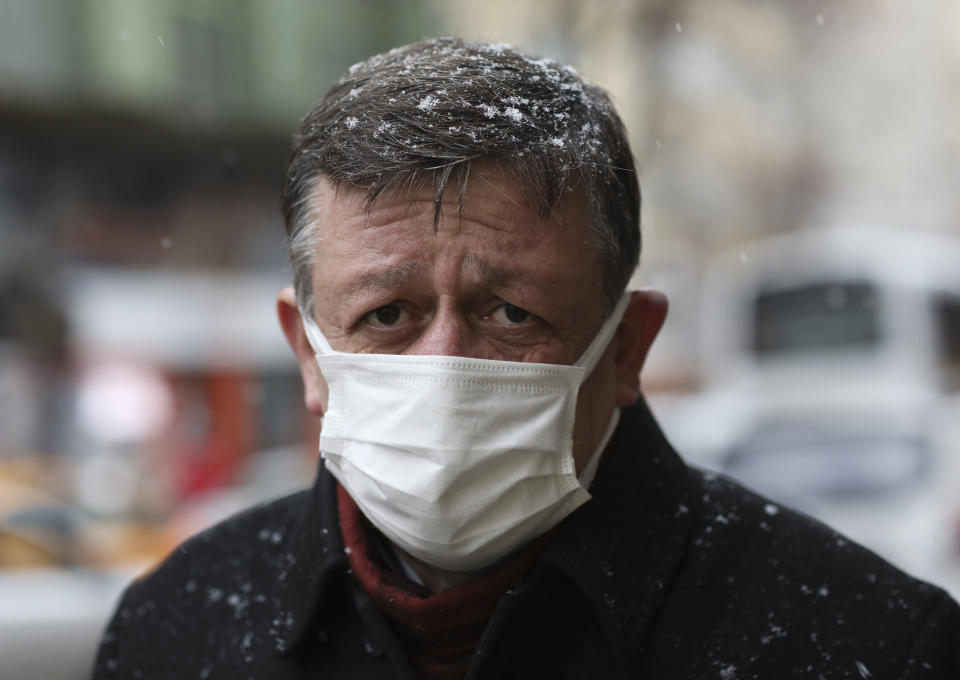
left=93, top=38, right=959, bottom=679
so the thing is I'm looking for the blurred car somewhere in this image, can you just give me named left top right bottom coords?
left=661, top=227, right=960, bottom=599
left=0, top=511, right=143, bottom=680
left=0, top=566, right=132, bottom=680
left=0, top=460, right=170, bottom=680
left=723, top=421, right=960, bottom=599
left=0, top=441, right=315, bottom=680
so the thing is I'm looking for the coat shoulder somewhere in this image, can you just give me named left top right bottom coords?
left=686, top=468, right=942, bottom=597
left=92, top=491, right=310, bottom=678
left=650, top=467, right=960, bottom=678
left=131, top=489, right=308, bottom=601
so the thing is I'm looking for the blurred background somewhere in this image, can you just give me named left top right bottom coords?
left=1, top=1, right=959, bottom=677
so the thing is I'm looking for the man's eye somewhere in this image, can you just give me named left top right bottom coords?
left=364, top=305, right=405, bottom=327
left=492, top=303, right=532, bottom=324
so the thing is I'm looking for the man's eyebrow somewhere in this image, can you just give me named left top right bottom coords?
left=341, top=262, right=423, bottom=303
left=339, top=256, right=541, bottom=304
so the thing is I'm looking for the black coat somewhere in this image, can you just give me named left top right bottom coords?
left=92, top=401, right=960, bottom=678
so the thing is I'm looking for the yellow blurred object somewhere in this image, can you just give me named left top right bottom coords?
left=79, top=520, right=172, bottom=573
left=0, top=460, right=62, bottom=515
left=0, top=456, right=173, bottom=574
left=0, top=529, right=61, bottom=568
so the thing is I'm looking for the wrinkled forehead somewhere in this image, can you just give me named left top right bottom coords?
left=304, top=166, right=607, bottom=332
left=309, top=161, right=590, bottom=237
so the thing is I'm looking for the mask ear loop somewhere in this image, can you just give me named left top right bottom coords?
left=570, top=292, right=631, bottom=494
left=299, top=309, right=340, bottom=356
left=573, top=292, right=632, bottom=375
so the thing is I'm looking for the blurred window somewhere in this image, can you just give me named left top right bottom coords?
left=255, top=371, right=305, bottom=450
left=175, top=15, right=245, bottom=116
left=933, top=293, right=960, bottom=391
left=752, top=282, right=880, bottom=358
left=725, top=430, right=928, bottom=502
left=0, top=0, right=79, bottom=96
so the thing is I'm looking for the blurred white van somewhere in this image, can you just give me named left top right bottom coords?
left=688, top=227, right=960, bottom=596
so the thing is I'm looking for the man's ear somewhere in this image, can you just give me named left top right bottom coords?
left=276, top=287, right=327, bottom=417
left=613, top=289, right=668, bottom=407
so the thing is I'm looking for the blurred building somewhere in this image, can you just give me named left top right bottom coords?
left=0, top=0, right=438, bottom=271
left=0, top=0, right=439, bottom=523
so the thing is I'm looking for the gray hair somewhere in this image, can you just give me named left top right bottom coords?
left=281, top=37, right=641, bottom=316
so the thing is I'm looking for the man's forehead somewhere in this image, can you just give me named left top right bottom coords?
left=337, top=253, right=542, bottom=297
left=307, top=170, right=601, bottom=309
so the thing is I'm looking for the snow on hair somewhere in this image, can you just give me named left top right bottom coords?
left=281, top=37, right=641, bottom=316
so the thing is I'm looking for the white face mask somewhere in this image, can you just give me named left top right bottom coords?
left=301, top=293, right=630, bottom=572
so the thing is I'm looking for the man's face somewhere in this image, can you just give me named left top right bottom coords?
left=290, top=166, right=629, bottom=472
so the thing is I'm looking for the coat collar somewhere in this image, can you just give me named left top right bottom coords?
left=535, top=397, right=694, bottom=666
left=272, top=398, right=694, bottom=662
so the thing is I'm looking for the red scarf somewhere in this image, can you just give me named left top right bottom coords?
left=337, top=485, right=546, bottom=679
